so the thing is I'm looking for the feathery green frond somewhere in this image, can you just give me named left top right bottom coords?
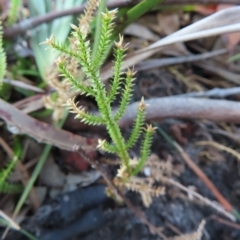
left=58, top=61, right=95, bottom=96
left=114, top=68, right=135, bottom=121
left=108, top=41, right=126, bottom=102
left=7, top=0, right=22, bottom=25
left=0, top=157, right=22, bottom=194
left=92, top=9, right=117, bottom=70
left=0, top=138, right=23, bottom=194
left=42, top=1, right=156, bottom=177
left=66, top=98, right=105, bottom=125
left=97, top=139, right=118, bottom=153
left=105, top=121, right=130, bottom=169
left=76, top=111, right=105, bottom=125
left=73, top=27, right=92, bottom=67
left=91, top=0, right=107, bottom=59
left=40, top=35, right=79, bottom=59
left=126, top=109, right=145, bottom=150
left=132, top=125, right=156, bottom=176
left=0, top=21, right=7, bottom=90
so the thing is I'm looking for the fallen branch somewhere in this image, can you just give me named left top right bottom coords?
left=118, top=97, right=240, bottom=127
left=3, top=0, right=134, bottom=38
left=4, top=1, right=240, bottom=38
left=0, top=98, right=96, bottom=151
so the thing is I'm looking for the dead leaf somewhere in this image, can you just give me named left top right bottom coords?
left=124, top=23, right=159, bottom=41
left=0, top=98, right=97, bottom=151
left=199, top=147, right=225, bottom=162
left=157, top=12, right=180, bottom=35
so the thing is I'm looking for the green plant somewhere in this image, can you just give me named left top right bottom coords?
left=41, top=8, right=156, bottom=179
left=7, top=0, right=22, bottom=26
left=29, top=0, right=85, bottom=80
left=0, top=21, right=6, bottom=90
left=0, top=139, right=23, bottom=194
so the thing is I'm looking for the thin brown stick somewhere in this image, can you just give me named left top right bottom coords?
left=74, top=145, right=167, bottom=239
left=210, top=214, right=240, bottom=229
left=175, top=143, right=233, bottom=212
left=136, top=49, right=228, bottom=71
left=177, top=86, right=240, bottom=98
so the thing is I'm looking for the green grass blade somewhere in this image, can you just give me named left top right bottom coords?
left=13, top=110, right=68, bottom=216
left=0, top=216, right=38, bottom=240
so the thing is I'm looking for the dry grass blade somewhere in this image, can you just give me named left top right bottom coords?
left=3, top=78, right=44, bottom=93
left=196, top=141, right=240, bottom=161
left=168, top=220, right=206, bottom=240
left=0, top=210, right=20, bottom=230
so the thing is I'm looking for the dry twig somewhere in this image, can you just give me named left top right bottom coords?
left=136, top=49, right=228, bottom=71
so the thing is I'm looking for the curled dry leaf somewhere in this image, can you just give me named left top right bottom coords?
left=124, top=23, right=159, bottom=41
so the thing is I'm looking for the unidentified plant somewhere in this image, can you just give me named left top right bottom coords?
left=0, top=21, right=6, bottom=90
left=0, top=139, right=23, bottom=194
left=41, top=7, right=156, bottom=180
left=0, top=156, right=22, bottom=193
left=0, top=22, right=22, bottom=194
left=7, top=0, right=22, bottom=26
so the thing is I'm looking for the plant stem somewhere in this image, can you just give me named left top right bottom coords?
left=13, top=144, right=51, bottom=216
